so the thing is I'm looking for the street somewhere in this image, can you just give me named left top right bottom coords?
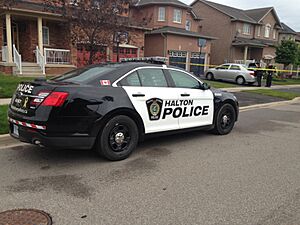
left=0, top=102, right=299, bottom=225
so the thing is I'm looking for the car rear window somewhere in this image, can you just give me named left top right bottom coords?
left=53, top=66, right=116, bottom=84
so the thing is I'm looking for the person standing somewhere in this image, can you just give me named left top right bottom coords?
left=266, top=64, right=274, bottom=87
left=255, top=63, right=263, bottom=87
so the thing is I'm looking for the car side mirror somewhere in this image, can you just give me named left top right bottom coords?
left=200, top=82, right=210, bottom=90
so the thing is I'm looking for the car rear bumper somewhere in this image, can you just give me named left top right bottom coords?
left=9, top=122, right=96, bottom=150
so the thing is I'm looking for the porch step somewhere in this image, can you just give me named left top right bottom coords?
left=13, top=62, right=44, bottom=77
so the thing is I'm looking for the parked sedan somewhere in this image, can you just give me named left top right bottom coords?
left=205, top=64, right=256, bottom=85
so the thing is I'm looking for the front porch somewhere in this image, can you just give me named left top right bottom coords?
left=0, top=13, right=76, bottom=76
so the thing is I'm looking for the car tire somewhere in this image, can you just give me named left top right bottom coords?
left=212, top=103, right=236, bottom=135
left=236, top=76, right=245, bottom=85
left=206, top=73, right=214, bottom=80
left=96, top=115, right=139, bottom=161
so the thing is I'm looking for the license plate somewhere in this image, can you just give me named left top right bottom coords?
left=13, top=124, right=19, bottom=137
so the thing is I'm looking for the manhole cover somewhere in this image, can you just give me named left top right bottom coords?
left=0, top=209, right=52, bottom=225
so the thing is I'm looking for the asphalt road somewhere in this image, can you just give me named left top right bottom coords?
left=0, top=102, right=299, bottom=225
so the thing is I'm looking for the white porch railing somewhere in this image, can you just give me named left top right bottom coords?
left=13, top=44, right=22, bottom=74
left=1, top=46, right=8, bottom=62
left=35, top=46, right=46, bottom=75
left=44, top=48, right=71, bottom=64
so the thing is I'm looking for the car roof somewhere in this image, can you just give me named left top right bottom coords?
left=69, top=62, right=188, bottom=84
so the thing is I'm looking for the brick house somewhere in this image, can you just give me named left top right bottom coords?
left=130, top=0, right=215, bottom=76
left=0, top=0, right=147, bottom=76
left=278, top=23, right=298, bottom=43
left=191, top=0, right=284, bottom=65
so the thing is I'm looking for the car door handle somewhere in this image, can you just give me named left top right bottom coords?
left=181, top=94, right=190, bottom=97
left=132, top=94, right=145, bottom=97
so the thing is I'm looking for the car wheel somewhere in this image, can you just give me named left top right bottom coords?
left=96, top=115, right=139, bottom=161
left=206, top=73, right=214, bottom=80
left=212, top=103, right=236, bottom=135
left=236, top=76, right=245, bottom=85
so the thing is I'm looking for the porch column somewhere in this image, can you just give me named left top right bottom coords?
left=37, top=17, right=43, bottom=55
left=5, top=14, right=13, bottom=63
left=243, top=46, right=248, bottom=64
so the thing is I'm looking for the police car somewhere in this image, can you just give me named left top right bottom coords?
left=8, top=58, right=239, bottom=161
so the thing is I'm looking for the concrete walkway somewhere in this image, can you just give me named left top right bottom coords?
left=0, top=98, right=10, bottom=105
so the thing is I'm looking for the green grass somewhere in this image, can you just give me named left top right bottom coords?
left=0, top=105, right=9, bottom=134
left=204, top=80, right=238, bottom=89
left=272, top=78, right=300, bottom=86
left=0, top=75, right=34, bottom=98
left=243, top=89, right=300, bottom=100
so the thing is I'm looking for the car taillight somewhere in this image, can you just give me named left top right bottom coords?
left=42, top=92, right=69, bottom=107
left=249, top=71, right=255, bottom=76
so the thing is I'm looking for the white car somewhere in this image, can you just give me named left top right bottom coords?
left=205, top=64, right=256, bottom=85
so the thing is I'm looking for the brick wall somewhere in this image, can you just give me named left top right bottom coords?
left=192, top=1, right=234, bottom=64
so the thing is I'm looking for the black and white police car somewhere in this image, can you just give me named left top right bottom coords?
left=8, top=58, right=239, bottom=161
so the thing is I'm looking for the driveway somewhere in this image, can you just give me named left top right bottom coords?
left=0, top=102, right=299, bottom=225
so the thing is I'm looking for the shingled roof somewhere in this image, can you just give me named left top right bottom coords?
left=191, top=0, right=282, bottom=26
left=279, top=23, right=297, bottom=34
left=134, top=0, right=190, bottom=9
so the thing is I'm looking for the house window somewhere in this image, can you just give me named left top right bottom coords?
left=257, top=26, right=261, bottom=36
left=265, top=24, right=271, bottom=38
left=243, top=23, right=251, bottom=35
left=273, top=30, right=276, bottom=39
left=42, top=26, right=49, bottom=45
left=173, top=9, right=182, bottom=23
left=158, top=7, right=166, bottom=21
left=186, top=20, right=191, bottom=31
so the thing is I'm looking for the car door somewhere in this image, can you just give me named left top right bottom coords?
left=214, top=64, right=230, bottom=80
left=166, top=69, right=214, bottom=129
left=118, top=68, right=180, bottom=134
left=227, top=64, right=242, bottom=82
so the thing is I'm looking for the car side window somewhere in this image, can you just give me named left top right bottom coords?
left=217, top=64, right=230, bottom=70
left=168, top=70, right=200, bottom=89
left=119, top=71, right=141, bottom=86
left=137, top=68, right=168, bottom=87
left=229, top=65, right=241, bottom=70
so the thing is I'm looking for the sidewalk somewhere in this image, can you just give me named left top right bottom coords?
left=0, top=98, right=11, bottom=105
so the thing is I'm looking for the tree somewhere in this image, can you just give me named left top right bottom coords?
left=44, top=0, right=139, bottom=65
left=275, top=40, right=299, bottom=69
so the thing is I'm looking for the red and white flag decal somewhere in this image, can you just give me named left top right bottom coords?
left=100, top=80, right=111, bottom=86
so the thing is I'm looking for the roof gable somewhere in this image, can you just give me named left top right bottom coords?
left=192, top=0, right=257, bottom=23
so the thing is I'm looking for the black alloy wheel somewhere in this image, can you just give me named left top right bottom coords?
left=212, top=103, right=236, bottom=135
left=97, top=115, right=139, bottom=161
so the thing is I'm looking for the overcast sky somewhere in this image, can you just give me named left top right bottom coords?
left=182, top=0, right=300, bottom=31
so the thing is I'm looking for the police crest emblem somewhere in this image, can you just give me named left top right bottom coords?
left=146, top=98, right=163, bottom=121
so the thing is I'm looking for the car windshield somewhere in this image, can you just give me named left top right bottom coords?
left=52, top=66, right=117, bottom=84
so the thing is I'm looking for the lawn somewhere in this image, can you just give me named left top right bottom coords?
left=273, top=78, right=300, bottom=85
left=204, top=80, right=238, bottom=89
left=0, top=105, right=9, bottom=135
left=0, top=75, right=34, bottom=98
left=243, top=89, right=300, bottom=100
